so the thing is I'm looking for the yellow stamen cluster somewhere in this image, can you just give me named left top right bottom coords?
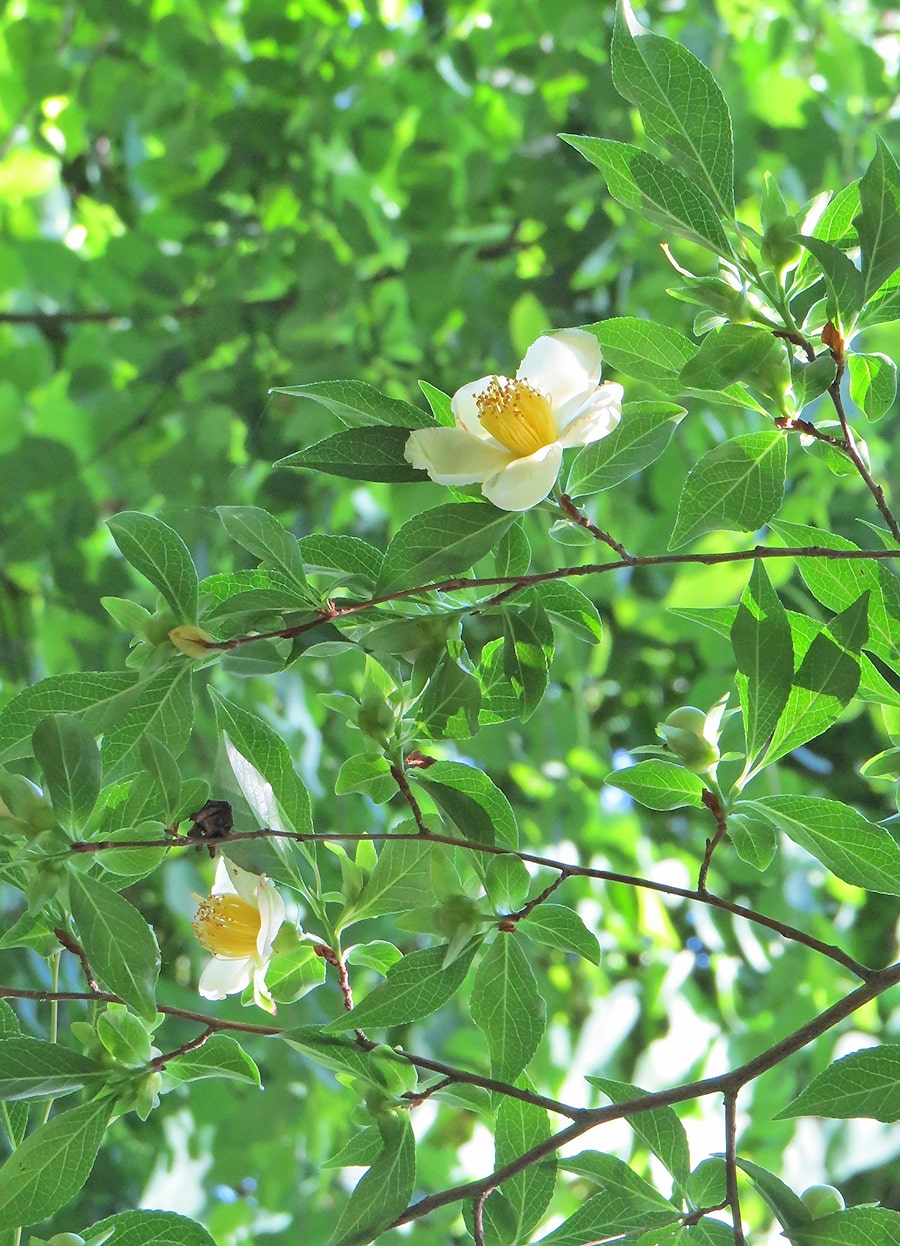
left=475, top=378, right=556, bottom=457
left=193, top=894, right=260, bottom=958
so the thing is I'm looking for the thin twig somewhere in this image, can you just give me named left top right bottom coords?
left=390, top=762, right=430, bottom=833
left=829, top=371, right=900, bottom=542
left=54, top=927, right=100, bottom=993
left=473, top=1188, right=491, bottom=1246
left=698, top=791, right=728, bottom=895
left=557, top=493, right=635, bottom=562
left=724, top=1091, right=746, bottom=1246
left=508, top=870, right=568, bottom=921
left=70, top=828, right=875, bottom=979
left=149, top=1026, right=215, bottom=1072
left=198, top=544, right=900, bottom=652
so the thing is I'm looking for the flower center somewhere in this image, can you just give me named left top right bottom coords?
left=193, top=893, right=260, bottom=958
left=475, top=378, right=557, bottom=457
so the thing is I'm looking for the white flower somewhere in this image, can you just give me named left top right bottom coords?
left=405, top=328, right=624, bottom=511
left=192, top=856, right=285, bottom=1014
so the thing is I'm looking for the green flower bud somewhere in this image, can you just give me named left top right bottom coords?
left=761, top=215, right=802, bottom=270
left=801, top=1184, right=845, bottom=1218
left=47, top=1234, right=87, bottom=1245
left=657, top=706, right=720, bottom=774
left=169, top=624, right=216, bottom=658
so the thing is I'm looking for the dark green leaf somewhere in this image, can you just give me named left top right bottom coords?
left=216, top=506, right=311, bottom=596
left=69, top=872, right=161, bottom=1021
left=415, top=760, right=518, bottom=848
left=376, top=503, right=518, bottom=595
left=856, top=136, right=900, bottom=298
left=324, top=943, right=477, bottom=1031
left=0, top=672, right=136, bottom=766
left=84, top=1210, right=218, bottom=1246
left=566, top=400, right=686, bottom=497
left=416, top=654, right=482, bottom=739
left=272, top=379, right=435, bottom=429
left=502, top=602, right=552, bottom=721
left=32, top=713, right=102, bottom=833
left=329, top=1115, right=416, bottom=1246
left=277, top=426, right=427, bottom=482
left=679, top=325, right=788, bottom=391
left=548, top=1152, right=679, bottom=1244
left=107, top=511, right=199, bottom=623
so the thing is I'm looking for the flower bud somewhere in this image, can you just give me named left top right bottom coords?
left=658, top=706, right=720, bottom=774
left=169, top=625, right=215, bottom=658
left=801, top=1184, right=845, bottom=1218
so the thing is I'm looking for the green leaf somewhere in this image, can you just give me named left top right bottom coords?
left=272, top=379, right=435, bottom=429
left=31, top=714, right=102, bottom=833
left=856, top=136, right=900, bottom=299
left=416, top=654, right=482, bottom=739
left=859, top=268, right=900, bottom=328
left=794, top=237, right=865, bottom=322
left=138, top=733, right=181, bottom=824
left=606, top=760, right=706, bottom=810
left=376, top=502, right=518, bottom=595
left=100, top=663, right=194, bottom=779
left=276, top=426, right=427, bottom=482
left=789, top=1206, right=900, bottom=1245
left=848, top=353, right=897, bottom=421
left=731, top=562, right=794, bottom=758
left=610, top=0, right=734, bottom=215
left=418, top=379, right=454, bottom=426
left=727, top=812, right=778, bottom=870
left=669, top=430, right=787, bottom=548
left=776, top=1045, right=900, bottom=1122
left=495, top=1096, right=556, bottom=1238
left=502, top=601, right=553, bottom=721
left=746, top=795, right=900, bottom=893
left=566, top=400, right=685, bottom=497
left=216, top=506, right=311, bottom=596
left=281, top=1026, right=407, bottom=1085
left=483, top=854, right=530, bottom=912
left=791, top=354, right=837, bottom=409
left=299, top=534, right=384, bottom=590
left=334, top=753, right=396, bottom=804
left=547, top=1152, right=679, bottom=1245
left=69, top=872, right=161, bottom=1021
left=415, top=760, right=518, bottom=848
left=587, top=1077, right=690, bottom=1187
left=582, top=317, right=697, bottom=384
left=686, top=1157, right=726, bottom=1208
left=342, top=840, right=436, bottom=926
left=0, top=1097, right=110, bottom=1230
left=679, top=325, right=787, bottom=391
left=733, top=1157, right=811, bottom=1233
left=471, top=933, right=546, bottom=1083
left=84, top=1210, right=218, bottom=1246
left=520, top=904, right=601, bottom=965
left=763, top=597, right=867, bottom=766
left=562, top=136, right=731, bottom=255
left=0, top=1004, right=27, bottom=1149
left=770, top=521, right=900, bottom=667
left=267, top=944, right=327, bottom=1004
left=210, top=689, right=313, bottom=835
left=530, top=581, right=603, bottom=643
left=494, top=524, right=531, bottom=577
left=324, top=942, right=477, bottom=1031
left=0, top=672, right=136, bottom=765
left=163, top=1034, right=261, bottom=1088
left=0, top=1038, right=104, bottom=1101
left=329, top=1115, right=416, bottom=1246
left=107, top=511, right=199, bottom=623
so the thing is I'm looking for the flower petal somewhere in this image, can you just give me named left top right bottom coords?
left=256, top=880, right=286, bottom=956
left=557, top=383, right=624, bottom=448
left=405, top=427, right=512, bottom=485
left=198, top=955, right=253, bottom=1000
left=481, top=442, right=563, bottom=511
left=451, top=376, right=510, bottom=439
left=221, top=857, right=259, bottom=905
left=252, top=965, right=278, bottom=1014
left=210, top=855, right=238, bottom=897
left=517, top=329, right=603, bottom=415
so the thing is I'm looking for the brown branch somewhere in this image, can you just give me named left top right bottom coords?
left=556, top=493, right=635, bottom=562
left=390, top=762, right=430, bottom=834
left=829, top=370, right=900, bottom=543
left=387, top=960, right=900, bottom=1229
left=698, top=790, right=728, bottom=895
left=724, top=1090, right=746, bottom=1246
left=772, top=330, right=816, bottom=362
left=473, top=1188, right=491, bottom=1246
left=508, top=870, right=568, bottom=921
left=54, top=927, right=100, bottom=993
left=71, top=828, right=874, bottom=980
left=198, top=545, right=900, bottom=652
left=149, top=1026, right=216, bottom=1072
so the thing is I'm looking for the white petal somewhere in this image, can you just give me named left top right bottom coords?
left=252, top=965, right=277, bottom=1014
left=405, top=427, right=512, bottom=484
left=557, top=383, right=624, bottom=448
left=517, top=329, right=603, bottom=415
left=221, top=857, right=259, bottom=905
left=451, top=376, right=510, bottom=439
left=256, top=881, right=286, bottom=956
left=481, top=443, right=563, bottom=511
left=210, top=855, right=238, bottom=897
left=198, top=955, right=253, bottom=999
